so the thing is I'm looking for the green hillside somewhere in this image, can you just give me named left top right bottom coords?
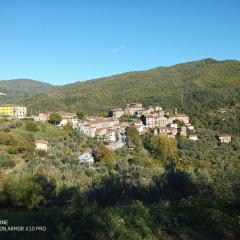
left=0, top=79, right=53, bottom=103
left=1, top=59, right=240, bottom=239
left=19, top=58, right=240, bottom=115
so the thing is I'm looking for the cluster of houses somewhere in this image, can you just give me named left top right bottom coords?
left=0, top=103, right=233, bottom=163
left=78, top=117, right=126, bottom=143
left=33, top=110, right=125, bottom=143
left=32, top=103, right=234, bottom=148
left=33, top=111, right=78, bottom=128
left=76, top=104, right=192, bottom=144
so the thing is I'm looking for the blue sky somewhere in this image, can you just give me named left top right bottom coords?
left=0, top=0, right=239, bottom=85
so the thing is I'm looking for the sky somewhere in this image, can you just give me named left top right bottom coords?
left=0, top=0, right=239, bottom=85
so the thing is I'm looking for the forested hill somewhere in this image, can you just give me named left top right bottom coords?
left=0, top=79, right=53, bottom=103
left=19, top=58, right=240, bottom=116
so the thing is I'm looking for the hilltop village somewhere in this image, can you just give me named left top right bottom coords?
left=78, top=103, right=197, bottom=143
left=0, top=103, right=232, bottom=151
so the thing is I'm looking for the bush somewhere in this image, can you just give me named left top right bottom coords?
left=0, top=132, right=16, bottom=145
left=0, top=173, right=44, bottom=209
left=8, top=121, right=22, bottom=129
left=3, top=127, right=10, bottom=132
left=25, top=121, right=39, bottom=132
left=0, top=156, right=15, bottom=169
left=7, top=145, right=19, bottom=154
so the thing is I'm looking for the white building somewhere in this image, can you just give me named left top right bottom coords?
left=87, top=117, right=119, bottom=129
left=187, top=125, right=195, bottom=130
left=169, top=123, right=178, bottom=129
left=13, top=106, right=27, bottom=118
left=78, top=117, right=120, bottom=141
left=143, top=115, right=168, bottom=128
left=58, top=117, right=78, bottom=128
left=79, top=152, right=94, bottom=164
left=156, top=127, right=178, bottom=137
left=34, top=112, right=50, bottom=122
left=35, top=140, right=49, bottom=152
left=78, top=123, right=97, bottom=138
left=188, top=135, right=198, bottom=141
left=96, top=128, right=118, bottom=142
left=218, top=134, right=231, bottom=143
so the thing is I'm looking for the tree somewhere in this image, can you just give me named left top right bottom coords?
left=49, top=113, right=62, bottom=126
left=76, top=111, right=85, bottom=120
left=94, top=144, right=116, bottom=168
left=173, top=119, right=185, bottom=127
left=126, top=127, right=143, bottom=148
left=18, top=134, right=35, bottom=161
left=0, top=173, right=44, bottom=209
left=63, top=122, right=73, bottom=134
left=148, top=135, right=177, bottom=161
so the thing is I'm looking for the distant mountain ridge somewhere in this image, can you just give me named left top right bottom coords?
left=2, top=59, right=240, bottom=119
left=16, top=58, right=240, bottom=115
left=0, top=79, right=54, bottom=103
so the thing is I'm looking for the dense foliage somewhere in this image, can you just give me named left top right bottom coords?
left=0, top=117, right=239, bottom=239
left=0, top=59, right=240, bottom=239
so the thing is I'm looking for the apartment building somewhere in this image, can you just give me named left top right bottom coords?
left=0, top=105, right=27, bottom=118
left=143, top=114, right=168, bottom=128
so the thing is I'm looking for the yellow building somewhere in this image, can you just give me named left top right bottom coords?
left=0, top=105, right=27, bottom=118
left=0, top=105, right=14, bottom=115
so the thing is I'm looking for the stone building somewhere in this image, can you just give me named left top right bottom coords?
left=124, top=103, right=143, bottom=116
left=108, top=108, right=125, bottom=119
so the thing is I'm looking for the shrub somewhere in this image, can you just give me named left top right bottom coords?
left=8, top=121, right=22, bottom=129
left=25, top=121, right=39, bottom=132
left=0, top=173, right=44, bottom=209
left=0, top=157, right=15, bottom=169
left=7, top=145, right=19, bottom=154
left=0, top=132, right=16, bottom=145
